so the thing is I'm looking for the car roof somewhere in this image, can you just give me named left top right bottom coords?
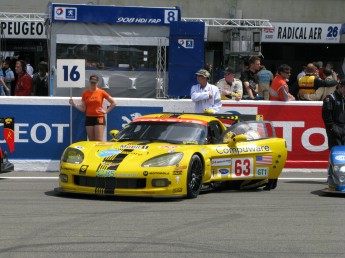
left=132, top=113, right=258, bottom=126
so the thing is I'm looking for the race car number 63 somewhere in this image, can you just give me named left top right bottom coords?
left=232, top=158, right=254, bottom=178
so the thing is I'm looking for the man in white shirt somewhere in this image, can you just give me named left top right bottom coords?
left=191, top=69, right=222, bottom=114
left=26, top=63, right=34, bottom=77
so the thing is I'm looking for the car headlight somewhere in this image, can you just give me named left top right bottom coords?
left=142, top=152, right=183, bottom=167
left=333, top=165, right=345, bottom=183
left=61, top=147, right=84, bottom=164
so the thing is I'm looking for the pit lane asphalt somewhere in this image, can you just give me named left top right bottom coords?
left=1, top=171, right=344, bottom=258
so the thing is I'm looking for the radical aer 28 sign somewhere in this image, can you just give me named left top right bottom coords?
left=262, top=22, right=341, bottom=43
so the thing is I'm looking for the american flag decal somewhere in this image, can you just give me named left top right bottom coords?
left=256, top=155, right=272, bottom=165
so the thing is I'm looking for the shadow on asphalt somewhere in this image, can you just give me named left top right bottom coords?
left=45, top=190, right=184, bottom=203
left=311, top=189, right=345, bottom=198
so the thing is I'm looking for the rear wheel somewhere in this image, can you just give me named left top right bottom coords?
left=186, top=155, right=203, bottom=199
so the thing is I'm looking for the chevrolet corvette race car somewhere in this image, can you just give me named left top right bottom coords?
left=323, top=146, right=345, bottom=194
left=55, top=113, right=287, bottom=198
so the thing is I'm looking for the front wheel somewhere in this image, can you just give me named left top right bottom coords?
left=186, top=155, right=203, bottom=199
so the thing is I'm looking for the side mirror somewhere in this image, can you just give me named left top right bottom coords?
left=227, top=134, right=247, bottom=147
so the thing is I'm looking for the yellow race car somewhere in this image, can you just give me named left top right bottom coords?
left=56, top=113, right=287, bottom=198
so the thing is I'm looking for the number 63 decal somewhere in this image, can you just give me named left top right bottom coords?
left=232, top=158, right=253, bottom=178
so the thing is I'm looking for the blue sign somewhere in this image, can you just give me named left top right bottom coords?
left=0, top=105, right=162, bottom=160
left=168, top=21, right=205, bottom=98
left=51, top=4, right=181, bottom=25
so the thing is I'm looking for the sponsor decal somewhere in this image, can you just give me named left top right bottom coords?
left=333, top=151, right=345, bottom=155
left=335, top=155, right=345, bottom=161
left=172, top=188, right=183, bottom=193
left=175, top=166, right=187, bottom=170
left=54, top=7, right=77, bottom=20
left=211, top=158, right=231, bottom=166
left=256, top=155, right=272, bottom=165
left=60, top=166, right=76, bottom=172
left=218, top=168, right=230, bottom=176
left=143, top=171, right=148, bottom=176
left=173, top=171, right=183, bottom=175
left=159, top=146, right=178, bottom=149
left=95, top=143, right=114, bottom=146
left=178, top=39, right=194, bottom=48
left=149, top=172, right=169, bottom=175
left=97, top=149, right=121, bottom=157
left=120, top=145, right=149, bottom=150
left=264, top=27, right=275, bottom=33
left=79, top=165, right=88, bottom=175
left=256, top=167, right=268, bottom=177
left=101, top=162, right=119, bottom=167
left=121, top=151, right=143, bottom=156
left=175, top=176, right=180, bottom=184
left=142, top=191, right=155, bottom=194
left=216, top=145, right=270, bottom=155
left=74, top=146, right=84, bottom=150
left=97, top=169, right=115, bottom=177
left=116, top=172, right=138, bottom=177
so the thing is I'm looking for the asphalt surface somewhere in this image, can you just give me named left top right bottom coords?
left=0, top=171, right=344, bottom=258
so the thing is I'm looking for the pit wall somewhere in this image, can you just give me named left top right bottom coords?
left=0, top=97, right=326, bottom=172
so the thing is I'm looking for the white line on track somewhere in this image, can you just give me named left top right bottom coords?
left=279, top=178, right=326, bottom=181
left=0, top=177, right=59, bottom=179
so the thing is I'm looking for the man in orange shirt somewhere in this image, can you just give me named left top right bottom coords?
left=269, top=64, right=295, bottom=101
left=69, top=75, right=116, bottom=141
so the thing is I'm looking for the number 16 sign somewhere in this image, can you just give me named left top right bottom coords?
left=57, top=59, right=85, bottom=88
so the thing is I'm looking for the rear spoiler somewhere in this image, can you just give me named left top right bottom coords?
left=203, top=113, right=263, bottom=122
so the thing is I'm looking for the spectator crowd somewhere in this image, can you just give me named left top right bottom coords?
left=202, top=57, right=343, bottom=103
left=0, top=56, right=49, bottom=97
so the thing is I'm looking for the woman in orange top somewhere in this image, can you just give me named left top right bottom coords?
left=69, top=75, right=116, bottom=141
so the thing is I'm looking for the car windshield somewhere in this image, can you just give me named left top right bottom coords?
left=114, top=122, right=207, bottom=145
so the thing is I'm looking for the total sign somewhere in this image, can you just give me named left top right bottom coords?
left=222, top=102, right=328, bottom=169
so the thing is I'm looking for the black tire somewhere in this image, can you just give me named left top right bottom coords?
left=186, top=155, right=203, bottom=199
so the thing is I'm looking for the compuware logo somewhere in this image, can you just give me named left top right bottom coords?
left=54, top=7, right=77, bottom=20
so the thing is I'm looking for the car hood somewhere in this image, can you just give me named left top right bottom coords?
left=69, top=140, right=194, bottom=164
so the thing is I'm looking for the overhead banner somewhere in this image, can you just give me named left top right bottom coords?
left=0, top=21, right=46, bottom=39
left=262, top=22, right=341, bottom=43
left=51, top=4, right=181, bottom=25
